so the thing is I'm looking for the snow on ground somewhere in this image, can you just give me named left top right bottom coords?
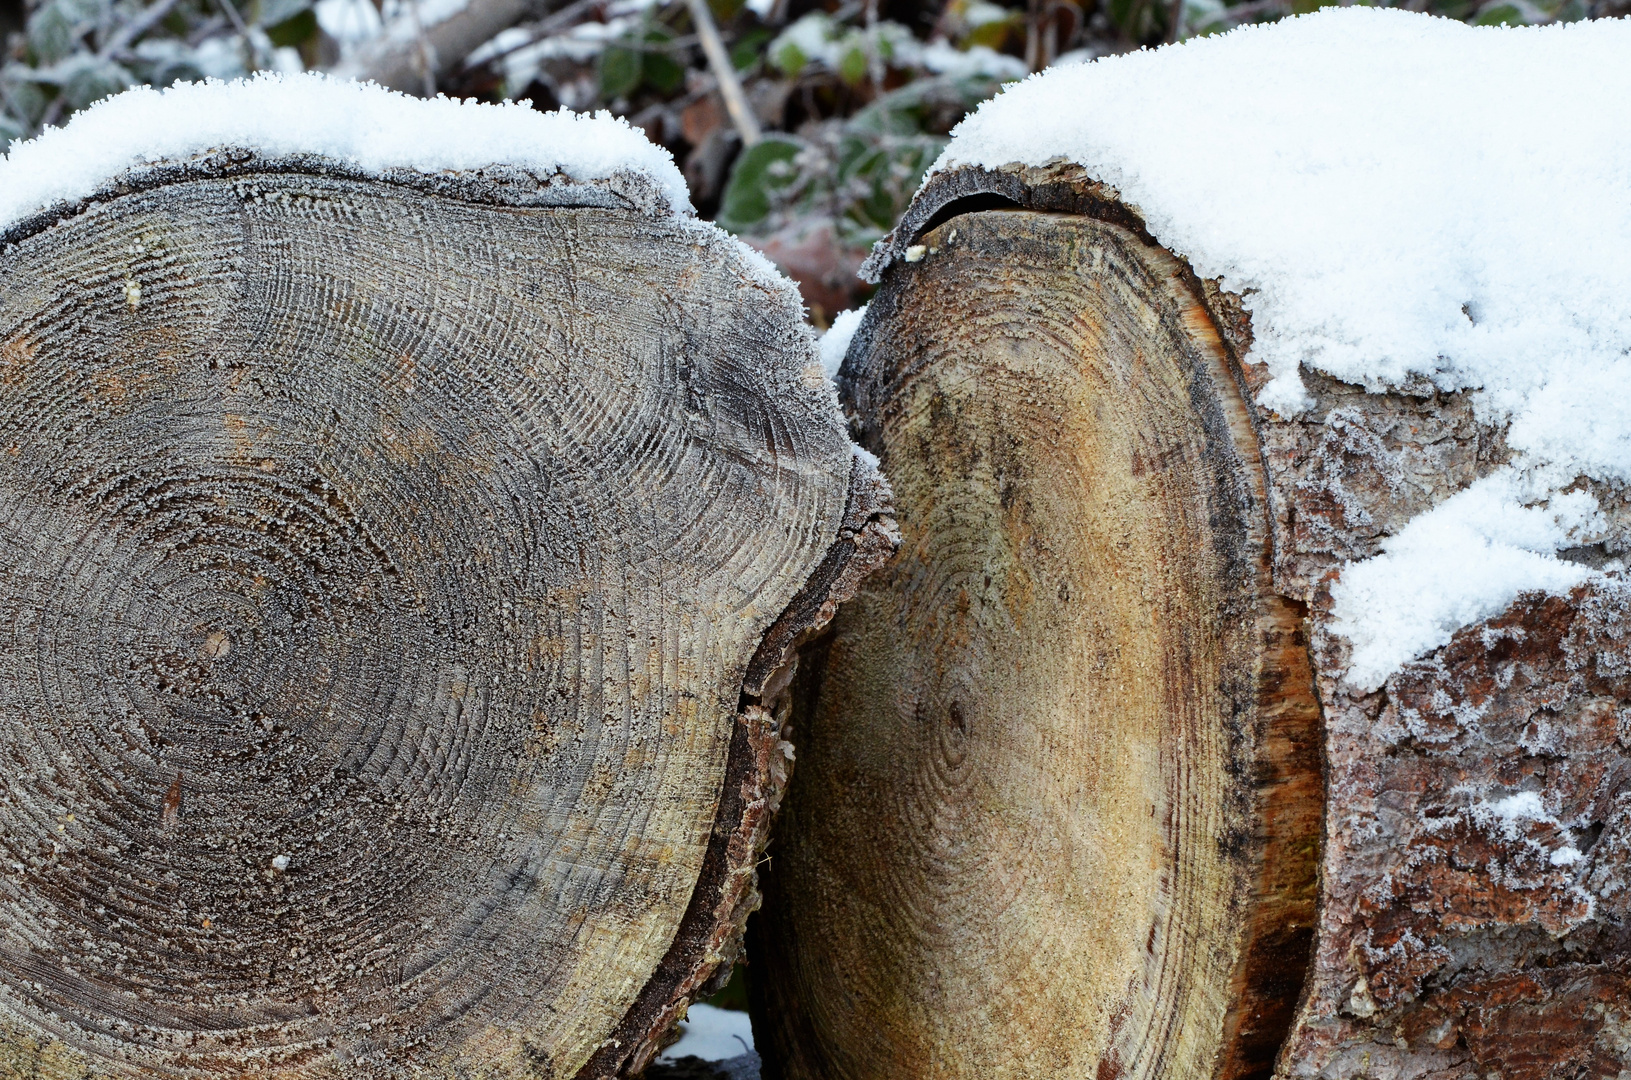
left=657, top=1004, right=755, bottom=1063
left=0, top=72, right=694, bottom=232
left=927, top=9, right=1631, bottom=688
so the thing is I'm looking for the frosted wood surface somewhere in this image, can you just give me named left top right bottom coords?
left=750, top=211, right=1315, bottom=1080
left=0, top=172, right=851, bottom=1078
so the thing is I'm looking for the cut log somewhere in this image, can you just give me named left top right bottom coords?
left=0, top=152, right=892, bottom=1079
left=751, top=193, right=1322, bottom=1080
left=750, top=159, right=1631, bottom=1078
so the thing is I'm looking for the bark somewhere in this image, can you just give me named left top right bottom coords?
left=0, top=153, right=893, bottom=1079
left=750, top=161, right=1631, bottom=1079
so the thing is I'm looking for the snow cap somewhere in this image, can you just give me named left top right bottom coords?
left=0, top=72, right=693, bottom=233
left=924, top=9, right=1631, bottom=688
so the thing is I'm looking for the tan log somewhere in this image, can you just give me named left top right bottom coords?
left=749, top=162, right=1631, bottom=1079
left=0, top=153, right=893, bottom=1079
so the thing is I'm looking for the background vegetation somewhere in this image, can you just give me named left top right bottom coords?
left=1, top=0, right=1625, bottom=319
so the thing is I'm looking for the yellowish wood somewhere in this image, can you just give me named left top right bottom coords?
left=753, top=209, right=1315, bottom=1079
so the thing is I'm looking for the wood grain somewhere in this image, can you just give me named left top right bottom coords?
left=855, top=159, right=1631, bottom=1078
left=751, top=209, right=1320, bottom=1080
left=0, top=159, right=884, bottom=1079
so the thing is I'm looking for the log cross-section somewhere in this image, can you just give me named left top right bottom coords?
left=750, top=206, right=1322, bottom=1079
left=0, top=157, right=892, bottom=1079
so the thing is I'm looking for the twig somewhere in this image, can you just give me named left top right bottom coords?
left=409, top=0, right=439, bottom=96
left=459, top=0, right=600, bottom=67
left=215, top=0, right=252, bottom=38
left=1024, top=0, right=1039, bottom=70
left=185, top=13, right=228, bottom=45
left=37, top=95, right=66, bottom=131
left=684, top=0, right=760, bottom=146
left=864, top=0, right=881, bottom=91
left=99, top=0, right=184, bottom=58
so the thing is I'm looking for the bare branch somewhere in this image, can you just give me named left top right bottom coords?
left=685, top=0, right=759, bottom=146
left=457, top=0, right=597, bottom=69
left=332, top=0, right=539, bottom=94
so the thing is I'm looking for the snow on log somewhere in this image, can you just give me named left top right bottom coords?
left=0, top=76, right=894, bottom=1079
left=752, top=10, right=1631, bottom=1079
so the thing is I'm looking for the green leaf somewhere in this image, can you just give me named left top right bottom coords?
left=716, top=136, right=802, bottom=234
left=635, top=25, right=684, bottom=93
left=61, top=57, right=134, bottom=108
left=770, top=40, right=806, bottom=76
left=598, top=45, right=641, bottom=99
left=27, top=3, right=77, bottom=66
left=265, top=7, right=316, bottom=46
left=731, top=27, right=770, bottom=71
left=1473, top=1, right=1525, bottom=21
left=962, top=16, right=1014, bottom=49
left=1, top=71, right=47, bottom=125
left=644, top=49, right=684, bottom=93
left=836, top=41, right=868, bottom=85
left=60, top=0, right=109, bottom=25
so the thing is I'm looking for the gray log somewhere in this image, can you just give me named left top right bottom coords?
left=0, top=154, right=893, bottom=1079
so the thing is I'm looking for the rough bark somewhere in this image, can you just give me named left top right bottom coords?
left=752, top=160, right=1631, bottom=1079
left=0, top=153, right=893, bottom=1079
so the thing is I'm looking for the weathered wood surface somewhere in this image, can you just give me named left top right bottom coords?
left=753, top=161, right=1631, bottom=1079
left=750, top=207, right=1321, bottom=1079
left=0, top=155, right=893, bottom=1079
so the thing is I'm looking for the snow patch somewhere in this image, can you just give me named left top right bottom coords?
left=0, top=71, right=693, bottom=234
left=1486, top=791, right=1550, bottom=836
left=927, top=10, right=1631, bottom=684
left=315, top=0, right=383, bottom=48
left=657, top=1004, right=754, bottom=1063
left=917, top=41, right=1027, bottom=81
left=1550, top=846, right=1584, bottom=867
left=1330, top=468, right=1603, bottom=691
left=819, top=304, right=867, bottom=380
left=1471, top=789, right=1586, bottom=872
